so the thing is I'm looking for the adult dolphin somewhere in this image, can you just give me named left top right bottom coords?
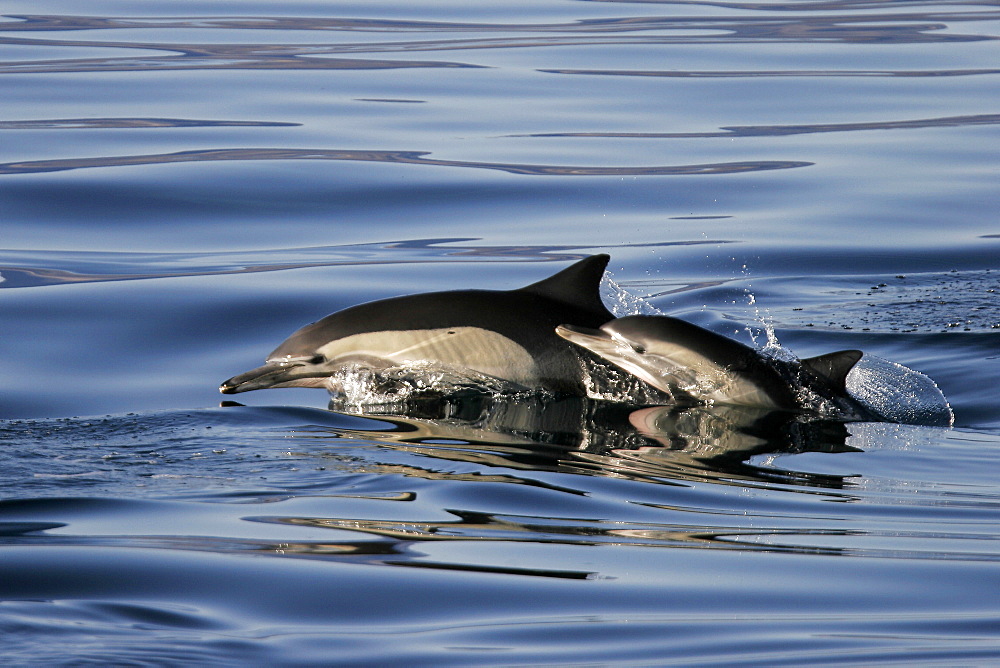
left=221, top=254, right=614, bottom=396
left=556, top=315, right=872, bottom=415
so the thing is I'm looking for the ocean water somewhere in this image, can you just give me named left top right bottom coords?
left=2, top=0, right=999, bottom=665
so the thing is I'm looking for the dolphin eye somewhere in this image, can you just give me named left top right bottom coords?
left=308, top=355, right=326, bottom=364
left=631, top=344, right=646, bottom=354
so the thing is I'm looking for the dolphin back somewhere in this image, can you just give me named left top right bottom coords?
left=268, top=254, right=614, bottom=360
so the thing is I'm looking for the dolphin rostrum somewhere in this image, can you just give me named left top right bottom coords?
left=556, top=315, right=869, bottom=414
left=221, top=254, right=615, bottom=397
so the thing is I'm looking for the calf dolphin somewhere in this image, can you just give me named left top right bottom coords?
left=221, top=254, right=614, bottom=397
left=556, top=315, right=870, bottom=415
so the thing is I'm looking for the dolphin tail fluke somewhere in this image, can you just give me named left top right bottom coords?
left=800, top=350, right=863, bottom=390
left=518, top=254, right=611, bottom=316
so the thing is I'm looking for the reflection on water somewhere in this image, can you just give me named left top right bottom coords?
left=2, top=400, right=999, bottom=663
left=0, top=147, right=810, bottom=177
left=6, top=113, right=997, bottom=175
left=5, top=5, right=997, bottom=66
left=0, top=118, right=301, bottom=129
left=546, top=66, right=1000, bottom=77
left=306, top=394, right=859, bottom=488
left=0, top=239, right=731, bottom=288
left=517, top=113, right=1000, bottom=138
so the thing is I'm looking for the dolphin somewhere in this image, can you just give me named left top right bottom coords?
left=221, top=254, right=615, bottom=397
left=556, top=315, right=870, bottom=414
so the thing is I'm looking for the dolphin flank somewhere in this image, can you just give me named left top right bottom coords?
left=221, top=254, right=615, bottom=396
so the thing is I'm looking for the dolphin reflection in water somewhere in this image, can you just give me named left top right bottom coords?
left=275, top=394, right=862, bottom=490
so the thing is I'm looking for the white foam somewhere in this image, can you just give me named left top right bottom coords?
left=846, top=355, right=954, bottom=427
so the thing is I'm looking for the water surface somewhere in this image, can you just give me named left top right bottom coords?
left=2, top=0, right=999, bottom=664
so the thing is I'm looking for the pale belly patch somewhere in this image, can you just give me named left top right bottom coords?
left=315, top=327, right=542, bottom=387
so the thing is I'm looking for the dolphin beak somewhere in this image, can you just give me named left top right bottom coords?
left=220, top=361, right=328, bottom=394
left=556, top=323, right=667, bottom=393
left=556, top=323, right=640, bottom=365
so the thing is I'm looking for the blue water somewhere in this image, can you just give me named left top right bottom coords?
left=2, top=1, right=1000, bottom=664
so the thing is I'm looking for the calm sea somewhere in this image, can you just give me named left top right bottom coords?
left=2, top=0, right=999, bottom=665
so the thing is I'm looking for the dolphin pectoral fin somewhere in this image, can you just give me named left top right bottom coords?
left=800, top=350, right=863, bottom=390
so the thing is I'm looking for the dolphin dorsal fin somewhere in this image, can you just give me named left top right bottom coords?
left=518, top=254, right=611, bottom=315
left=800, top=350, right=863, bottom=390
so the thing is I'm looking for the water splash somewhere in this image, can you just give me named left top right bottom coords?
left=847, top=356, right=954, bottom=427
left=325, top=362, right=532, bottom=412
left=740, top=263, right=795, bottom=363
left=601, top=272, right=661, bottom=317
